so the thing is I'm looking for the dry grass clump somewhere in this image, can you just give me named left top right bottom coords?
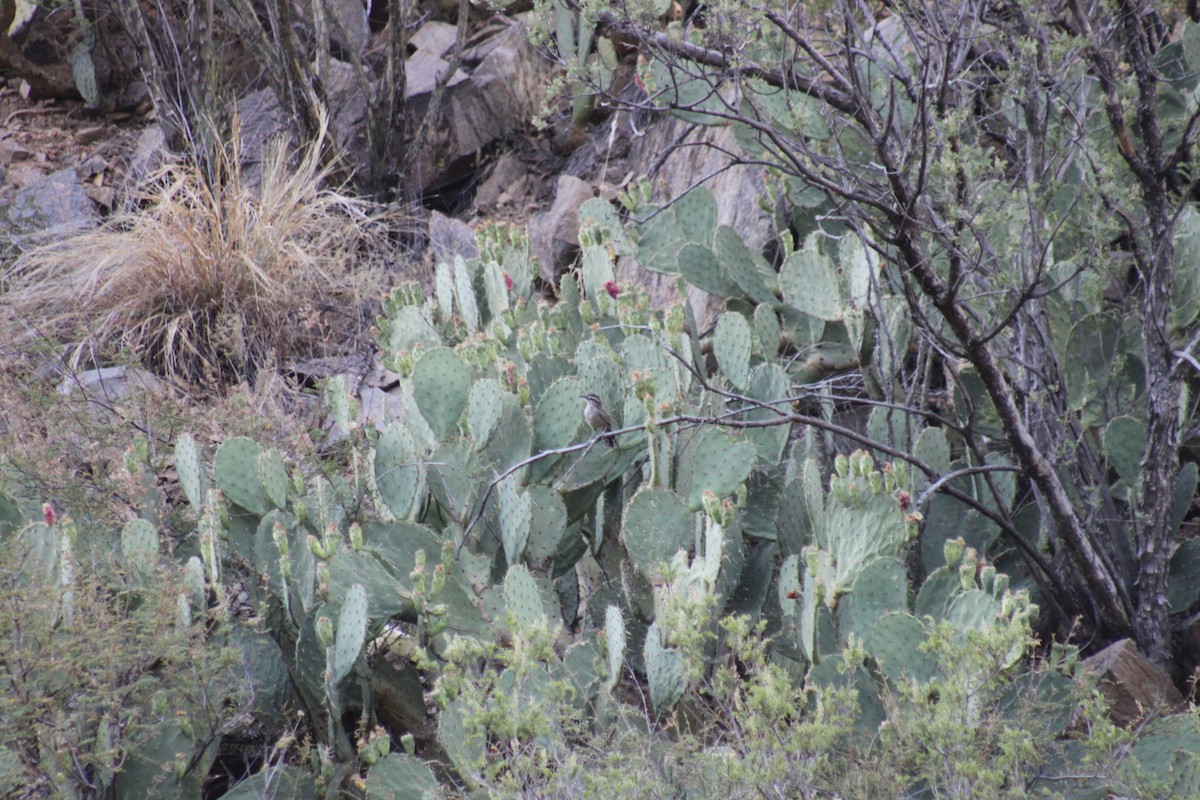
left=4, top=123, right=404, bottom=384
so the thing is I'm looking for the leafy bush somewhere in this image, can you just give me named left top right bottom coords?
left=0, top=513, right=248, bottom=798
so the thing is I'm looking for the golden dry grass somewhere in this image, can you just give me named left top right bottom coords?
left=3, top=120, right=405, bottom=384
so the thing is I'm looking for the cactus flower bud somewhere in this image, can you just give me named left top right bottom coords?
left=834, top=453, right=849, bottom=478
left=322, top=522, right=339, bottom=559
left=349, top=523, right=363, bottom=552
left=605, top=280, right=621, bottom=299
left=316, top=616, right=334, bottom=646
left=980, top=564, right=997, bottom=594
left=401, top=733, right=415, bottom=756
left=316, top=563, right=330, bottom=599
left=307, top=535, right=327, bottom=561
left=804, top=547, right=820, bottom=577
left=943, top=537, right=965, bottom=569
left=959, top=560, right=976, bottom=591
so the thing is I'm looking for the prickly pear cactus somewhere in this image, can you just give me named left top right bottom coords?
left=374, top=423, right=423, bottom=519
left=467, top=378, right=504, bottom=449
left=713, top=311, right=752, bottom=389
left=174, top=433, right=206, bottom=513
left=678, top=428, right=755, bottom=512
left=364, top=753, right=442, bottom=799
left=498, top=478, right=532, bottom=566
left=621, top=487, right=692, bottom=580
left=504, top=564, right=546, bottom=629
left=120, top=518, right=158, bottom=585
left=412, top=349, right=471, bottom=441
left=603, top=605, right=626, bottom=694
left=214, top=437, right=270, bottom=515
left=644, top=621, right=686, bottom=716
left=258, top=449, right=289, bottom=511
left=779, top=233, right=842, bottom=321
left=331, top=583, right=368, bottom=685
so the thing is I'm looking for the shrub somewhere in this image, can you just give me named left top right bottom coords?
left=4, top=120, right=402, bottom=385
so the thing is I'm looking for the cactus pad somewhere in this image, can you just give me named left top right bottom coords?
left=375, top=424, right=423, bottom=519
left=680, top=428, right=755, bottom=512
left=214, top=437, right=269, bottom=515
left=498, top=478, right=533, bottom=566
left=364, top=754, right=442, bottom=799
left=452, top=255, right=480, bottom=334
left=174, top=433, right=206, bottom=513
left=332, top=583, right=368, bottom=685
left=504, top=563, right=546, bottom=629
left=779, top=234, right=842, bottom=320
left=412, top=348, right=471, bottom=441
left=467, top=379, right=504, bottom=450
left=622, top=487, right=692, bottom=579
left=258, top=449, right=290, bottom=511
left=713, top=311, right=752, bottom=389
left=120, top=519, right=158, bottom=584
left=643, top=621, right=686, bottom=716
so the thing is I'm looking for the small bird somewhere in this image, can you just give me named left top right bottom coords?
left=580, top=393, right=616, bottom=447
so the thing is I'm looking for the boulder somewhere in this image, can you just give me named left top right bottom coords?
left=529, top=175, right=594, bottom=284
left=474, top=154, right=529, bottom=215
left=57, top=367, right=165, bottom=415
left=619, top=117, right=773, bottom=327
left=1083, top=638, right=1183, bottom=727
left=3, top=167, right=97, bottom=242
left=428, top=210, right=479, bottom=266
left=409, top=23, right=555, bottom=192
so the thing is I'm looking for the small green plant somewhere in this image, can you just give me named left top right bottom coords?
left=0, top=513, right=248, bottom=797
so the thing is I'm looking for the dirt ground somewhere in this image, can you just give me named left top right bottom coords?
left=0, top=74, right=154, bottom=216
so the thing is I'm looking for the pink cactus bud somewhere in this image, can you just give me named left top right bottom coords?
left=42, top=503, right=54, bottom=526
left=605, top=280, right=620, bottom=299
left=504, top=273, right=514, bottom=291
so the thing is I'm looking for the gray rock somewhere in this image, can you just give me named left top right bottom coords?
left=358, top=385, right=403, bottom=431
left=410, top=21, right=459, bottom=57
left=411, top=23, right=555, bottom=192
left=529, top=175, right=595, bottom=283
left=235, top=59, right=382, bottom=186
left=3, top=167, right=97, bottom=243
left=128, top=125, right=170, bottom=182
left=621, top=117, right=774, bottom=327
left=57, top=367, right=165, bottom=414
left=326, top=0, right=369, bottom=57
left=475, top=154, right=529, bottom=214
left=405, top=50, right=469, bottom=99
left=428, top=210, right=479, bottom=265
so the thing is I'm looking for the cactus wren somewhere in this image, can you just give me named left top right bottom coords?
left=580, top=393, right=616, bottom=447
